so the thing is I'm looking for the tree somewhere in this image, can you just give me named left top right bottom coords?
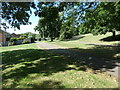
left=34, top=2, right=63, bottom=41
left=1, top=2, right=98, bottom=40
left=34, top=17, right=46, bottom=40
left=82, top=2, right=120, bottom=38
left=35, top=34, right=41, bottom=41
left=1, top=2, right=36, bottom=29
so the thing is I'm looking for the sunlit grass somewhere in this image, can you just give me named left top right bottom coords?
left=46, top=32, right=119, bottom=49
left=16, top=70, right=118, bottom=88
left=45, top=32, right=119, bottom=59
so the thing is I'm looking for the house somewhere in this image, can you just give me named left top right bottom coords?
left=0, top=30, right=11, bottom=44
left=0, top=30, right=6, bottom=43
left=11, top=33, right=20, bottom=38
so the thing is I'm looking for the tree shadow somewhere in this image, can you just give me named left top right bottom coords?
left=86, top=43, right=120, bottom=48
left=31, top=80, right=65, bottom=88
left=100, top=34, right=120, bottom=42
left=2, top=49, right=80, bottom=88
left=2, top=45, right=120, bottom=88
left=46, top=46, right=120, bottom=71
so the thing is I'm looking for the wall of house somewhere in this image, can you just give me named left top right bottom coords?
left=0, top=32, right=6, bottom=43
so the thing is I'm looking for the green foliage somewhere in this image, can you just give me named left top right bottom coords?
left=34, top=2, right=97, bottom=41
left=79, top=23, right=90, bottom=34
left=60, top=30, right=73, bottom=40
left=22, top=39, right=30, bottom=44
left=60, top=20, right=75, bottom=40
left=16, top=37, right=25, bottom=40
left=10, top=38, right=17, bottom=42
left=19, top=32, right=29, bottom=38
left=1, top=2, right=36, bottom=29
left=59, top=31, right=65, bottom=41
left=2, top=2, right=97, bottom=41
left=3, top=2, right=119, bottom=40
left=82, top=2, right=120, bottom=37
left=0, top=44, right=2, bottom=47
left=35, top=4, right=61, bottom=41
left=27, top=33, right=35, bottom=43
left=19, top=32, right=36, bottom=40
left=28, top=32, right=34, bottom=38
left=8, top=42, right=15, bottom=46
left=35, top=34, right=41, bottom=41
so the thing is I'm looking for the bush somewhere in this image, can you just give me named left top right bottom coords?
left=59, top=32, right=65, bottom=41
left=8, top=42, right=14, bottom=46
left=66, top=33, right=73, bottom=39
left=22, top=39, right=29, bottom=44
left=17, top=38, right=21, bottom=40
left=0, top=44, right=2, bottom=47
left=35, top=34, right=41, bottom=41
left=19, top=37, right=26, bottom=40
left=6, top=38, right=10, bottom=41
left=16, top=37, right=27, bottom=41
left=10, top=38, right=17, bottom=42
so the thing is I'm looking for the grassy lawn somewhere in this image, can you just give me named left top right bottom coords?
left=46, top=33, right=119, bottom=49
left=45, top=33, right=120, bottom=59
left=1, top=43, right=118, bottom=88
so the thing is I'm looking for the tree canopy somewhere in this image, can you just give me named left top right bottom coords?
left=1, top=2, right=120, bottom=41
left=34, top=2, right=97, bottom=41
left=82, top=2, right=120, bottom=37
left=1, top=2, right=36, bottom=29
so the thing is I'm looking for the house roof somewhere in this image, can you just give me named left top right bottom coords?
left=11, top=33, right=20, bottom=37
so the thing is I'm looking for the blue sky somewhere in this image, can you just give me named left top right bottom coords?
left=3, top=8, right=39, bottom=34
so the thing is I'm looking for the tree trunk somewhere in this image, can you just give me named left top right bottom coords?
left=43, top=27, right=45, bottom=40
left=112, top=31, right=116, bottom=39
left=50, top=37, right=53, bottom=42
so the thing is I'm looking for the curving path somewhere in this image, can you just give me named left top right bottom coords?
left=37, top=41, right=120, bottom=81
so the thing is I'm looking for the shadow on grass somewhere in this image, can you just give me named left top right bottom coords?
left=100, top=34, right=120, bottom=42
left=46, top=46, right=120, bottom=70
left=2, top=49, right=75, bottom=88
left=2, top=45, right=120, bottom=88
left=31, top=80, right=65, bottom=88
left=86, top=43, right=120, bottom=47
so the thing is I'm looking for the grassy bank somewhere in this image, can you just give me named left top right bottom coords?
left=45, top=33, right=119, bottom=59
left=46, top=33, right=119, bottom=49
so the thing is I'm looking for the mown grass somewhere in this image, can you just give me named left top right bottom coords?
left=45, top=32, right=120, bottom=59
left=46, top=32, right=119, bottom=49
left=1, top=43, right=118, bottom=88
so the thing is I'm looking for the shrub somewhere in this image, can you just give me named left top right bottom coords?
left=17, top=38, right=21, bottom=40
left=8, top=42, right=14, bottom=46
left=19, top=37, right=26, bottom=40
left=0, top=44, right=2, bottom=47
left=59, top=32, right=65, bottom=41
left=6, top=38, right=10, bottom=41
left=10, top=38, right=17, bottom=42
left=35, top=34, right=41, bottom=41
left=22, top=39, right=29, bottom=44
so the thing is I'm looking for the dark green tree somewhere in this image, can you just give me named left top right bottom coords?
left=1, top=2, right=36, bottom=29
left=82, top=2, right=120, bottom=38
left=34, top=2, right=64, bottom=41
